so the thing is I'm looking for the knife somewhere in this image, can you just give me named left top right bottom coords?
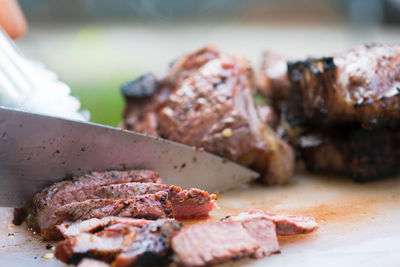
left=0, top=106, right=258, bottom=207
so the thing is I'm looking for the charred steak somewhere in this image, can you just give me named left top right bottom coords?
left=298, top=127, right=400, bottom=182
left=122, top=46, right=295, bottom=185
left=20, top=170, right=216, bottom=240
left=286, top=44, right=400, bottom=129
left=56, top=219, right=182, bottom=266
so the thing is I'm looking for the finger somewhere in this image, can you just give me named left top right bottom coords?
left=0, top=0, right=27, bottom=39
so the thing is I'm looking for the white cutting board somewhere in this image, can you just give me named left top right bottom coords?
left=1, top=171, right=400, bottom=267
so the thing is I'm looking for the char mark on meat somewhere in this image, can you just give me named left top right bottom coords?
left=286, top=44, right=400, bottom=129
left=55, top=219, right=182, bottom=266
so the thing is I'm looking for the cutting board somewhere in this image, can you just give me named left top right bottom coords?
left=1, top=171, right=400, bottom=267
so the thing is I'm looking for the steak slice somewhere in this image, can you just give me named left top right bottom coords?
left=91, top=183, right=217, bottom=219
left=56, top=219, right=182, bottom=266
left=286, top=44, right=400, bottom=129
left=26, top=170, right=161, bottom=231
left=43, top=192, right=173, bottom=240
left=171, top=221, right=260, bottom=267
left=113, top=219, right=183, bottom=267
left=156, top=46, right=294, bottom=185
left=56, top=217, right=150, bottom=239
left=221, top=214, right=280, bottom=258
left=168, top=186, right=217, bottom=219
left=247, top=210, right=318, bottom=235
left=298, top=127, right=400, bottom=182
left=242, top=217, right=280, bottom=258
left=56, top=223, right=136, bottom=264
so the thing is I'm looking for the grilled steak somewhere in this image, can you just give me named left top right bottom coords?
left=56, top=217, right=150, bottom=239
left=122, top=46, right=295, bottom=185
left=24, top=170, right=161, bottom=235
left=241, top=217, right=280, bottom=258
left=172, top=221, right=260, bottom=267
left=43, top=192, right=173, bottom=240
left=22, top=168, right=216, bottom=240
left=246, top=210, right=318, bottom=235
left=92, top=183, right=217, bottom=219
left=56, top=219, right=182, bottom=266
left=24, top=170, right=161, bottom=228
left=298, top=127, right=400, bottom=182
left=221, top=214, right=280, bottom=258
left=113, top=219, right=182, bottom=267
left=223, top=210, right=318, bottom=236
left=286, top=44, right=400, bottom=129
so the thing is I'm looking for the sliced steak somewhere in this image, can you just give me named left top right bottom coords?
left=168, top=186, right=217, bottom=219
left=242, top=217, right=280, bottom=258
left=286, top=44, right=400, bottom=129
left=26, top=170, right=161, bottom=232
left=92, top=183, right=217, bottom=219
left=56, top=217, right=150, bottom=239
left=113, top=219, right=183, bottom=267
left=56, top=223, right=135, bottom=264
left=172, top=221, right=260, bottom=267
left=44, top=192, right=173, bottom=240
left=247, top=210, right=318, bottom=235
left=221, top=214, right=280, bottom=258
left=56, top=219, right=182, bottom=266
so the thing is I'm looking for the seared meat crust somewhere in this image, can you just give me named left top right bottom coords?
left=287, top=44, right=400, bottom=129
left=298, top=127, right=400, bottom=182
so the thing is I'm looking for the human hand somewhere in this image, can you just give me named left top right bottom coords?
left=0, top=0, right=27, bottom=39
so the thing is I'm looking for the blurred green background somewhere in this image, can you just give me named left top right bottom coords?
left=16, top=0, right=400, bottom=126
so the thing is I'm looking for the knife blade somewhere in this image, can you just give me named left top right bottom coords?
left=0, top=106, right=258, bottom=207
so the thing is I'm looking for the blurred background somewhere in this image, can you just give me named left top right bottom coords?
left=16, top=0, right=400, bottom=126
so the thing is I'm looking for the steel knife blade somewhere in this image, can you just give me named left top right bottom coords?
left=0, top=106, right=258, bottom=207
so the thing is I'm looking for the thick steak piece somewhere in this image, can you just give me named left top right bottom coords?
left=172, top=221, right=260, bottom=267
left=287, top=44, right=400, bottom=129
left=25, top=170, right=161, bottom=230
left=56, top=219, right=182, bottom=266
left=298, top=127, right=400, bottom=182
left=43, top=192, right=173, bottom=240
left=155, top=46, right=294, bottom=185
left=122, top=46, right=295, bottom=185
